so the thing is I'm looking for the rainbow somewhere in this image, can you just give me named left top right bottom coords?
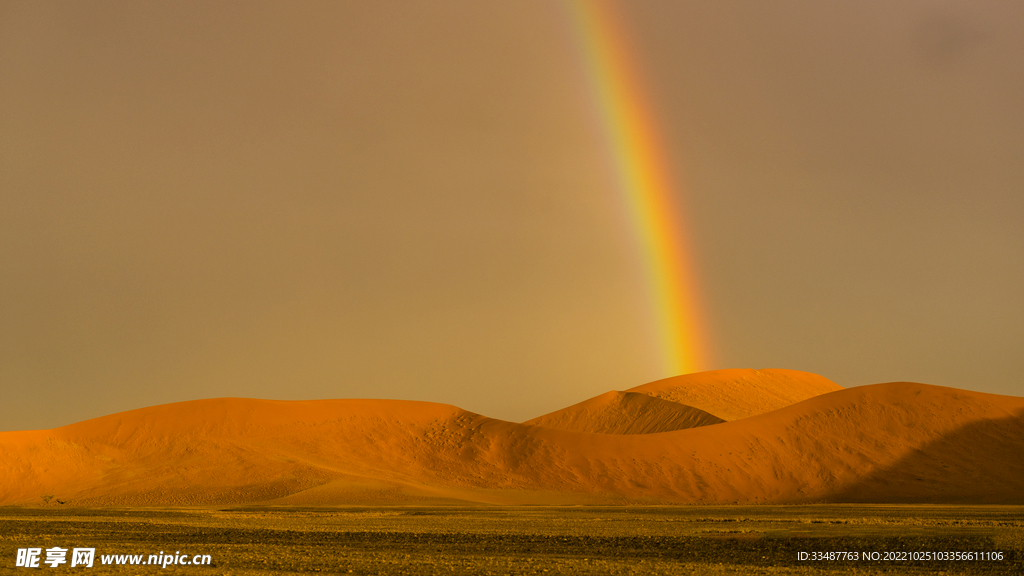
left=565, top=0, right=710, bottom=376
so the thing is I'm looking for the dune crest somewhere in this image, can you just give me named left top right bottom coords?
left=524, top=391, right=724, bottom=434
left=1, top=376, right=1021, bottom=506
left=626, top=368, right=842, bottom=420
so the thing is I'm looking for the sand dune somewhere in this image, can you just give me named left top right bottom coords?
left=1, top=375, right=1021, bottom=506
left=524, top=391, right=724, bottom=434
left=521, top=368, right=838, bottom=432
left=625, top=368, right=843, bottom=420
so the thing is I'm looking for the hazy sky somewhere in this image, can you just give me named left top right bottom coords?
left=2, top=0, right=1022, bottom=431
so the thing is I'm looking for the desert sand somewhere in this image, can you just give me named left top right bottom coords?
left=524, top=391, right=724, bottom=434
left=624, top=368, right=843, bottom=420
left=1, top=369, right=1021, bottom=506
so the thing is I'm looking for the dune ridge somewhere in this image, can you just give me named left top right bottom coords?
left=524, top=391, right=724, bottom=434
left=626, top=368, right=843, bottom=420
left=1, top=374, right=1022, bottom=506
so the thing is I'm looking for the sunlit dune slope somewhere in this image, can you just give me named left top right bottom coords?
left=523, top=391, right=724, bottom=434
left=522, top=368, right=836, bottom=431
left=627, top=368, right=843, bottom=420
left=1, top=381, right=1021, bottom=506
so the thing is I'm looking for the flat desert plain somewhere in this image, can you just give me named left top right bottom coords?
left=0, top=505, right=1020, bottom=574
left=1, top=369, right=1022, bottom=573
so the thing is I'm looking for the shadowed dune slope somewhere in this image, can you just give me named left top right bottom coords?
left=0, top=382, right=1022, bottom=506
left=626, top=368, right=843, bottom=420
left=523, top=391, right=724, bottom=434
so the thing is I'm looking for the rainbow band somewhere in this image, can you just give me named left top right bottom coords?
left=567, top=0, right=708, bottom=375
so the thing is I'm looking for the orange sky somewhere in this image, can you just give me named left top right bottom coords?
left=1, top=0, right=1022, bottom=431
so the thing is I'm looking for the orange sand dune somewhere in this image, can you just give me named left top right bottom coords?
left=626, top=368, right=843, bottom=420
left=1, top=379, right=1022, bottom=506
left=524, top=391, right=724, bottom=434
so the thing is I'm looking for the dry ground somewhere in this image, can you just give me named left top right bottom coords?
left=0, top=505, right=1020, bottom=575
